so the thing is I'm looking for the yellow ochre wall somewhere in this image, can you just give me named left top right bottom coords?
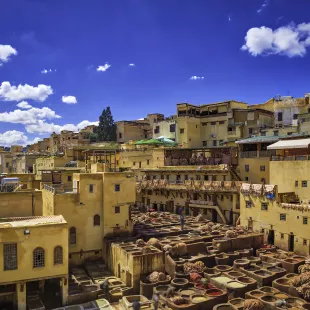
left=0, top=223, right=68, bottom=284
left=0, top=191, right=43, bottom=217
left=240, top=191, right=310, bottom=256
left=102, top=172, right=136, bottom=236
left=239, top=158, right=270, bottom=184
left=270, top=160, right=310, bottom=201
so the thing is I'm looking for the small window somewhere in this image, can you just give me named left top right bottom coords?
left=219, top=121, right=225, bottom=124
left=3, top=243, right=17, bottom=271
left=261, top=229, right=265, bottom=234
left=293, top=114, right=298, bottom=120
left=69, top=227, right=76, bottom=245
left=211, top=122, right=216, bottom=125
left=245, top=177, right=249, bottom=181
left=166, top=175, right=170, bottom=181
left=185, top=175, right=188, bottom=180
left=261, top=132, right=266, bottom=136
left=280, top=214, right=286, bottom=221
left=160, top=174, right=164, bottom=180
left=147, top=160, right=150, bottom=165
left=153, top=175, right=156, bottom=180
left=54, top=246, right=63, bottom=265
left=246, top=201, right=252, bottom=208
left=278, top=112, right=283, bottom=121
left=170, top=124, right=175, bottom=132
left=115, top=184, right=120, bottom=192
left=304, top=239, right=307, bottom=246
left=303, top=217, right=308, bottom=225
left=302, top=181, right=308, bottom=187
left=119, top=133, right=122, bottom=139
left=94, top=214, right=100, bottom=226
left=196, top=175, right=201, bottom=181
left=260, top=165, right=265, bottom=171
left=68, top=176, right=72, bottom=182
left=213, top=140, right=217, bottom=147
left=274, top=130, right=279, bottom=136
left=89, top=184, right=94, bottom=193
left=115, top=206, right=120, bottom=213
left=281, top=233, right=284, bottom=239
left=249, top=128, right=253, bottom=135
left=295, top=180, right=299, bottom=187
left=204, top=175, right=208, bottom=181
left=202, top=141, right=207, bottom=147
left=261, top=202, right=268, bottom=211
left=133, top=161, right=136, bottom=166
left=139, top=162, right=142, bottom=168
left=33, top=247, right=45, bottom=268
left=245, top=165, right=249, bottom=172
left=6, top=162, right=9, bottom=168
left=180, top=128, right=184, bottom=134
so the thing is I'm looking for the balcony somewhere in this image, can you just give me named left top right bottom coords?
left=137, top=179, right=242, bottom=193
left=240, top=150, right=276, bottom=158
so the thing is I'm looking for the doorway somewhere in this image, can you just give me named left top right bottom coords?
left=212, top=209, right=218, bottom=223
left=289, top=233, right=295, bottom=252
left=268, top=229, right=275, bottom=245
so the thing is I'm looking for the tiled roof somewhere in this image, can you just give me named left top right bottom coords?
left=236, top=133, right=306, bottom=144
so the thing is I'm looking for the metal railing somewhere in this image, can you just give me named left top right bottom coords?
left=240, top=150, right=276, bottom=158
left=0, top=184, right=19, bottom=193
left=271, top=155, right=310, bottom=161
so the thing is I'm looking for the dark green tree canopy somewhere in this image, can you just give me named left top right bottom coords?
left=95, top=107, right=117, bottom=141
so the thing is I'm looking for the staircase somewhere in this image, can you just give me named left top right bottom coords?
left=229, top=165, right=242, bottom=181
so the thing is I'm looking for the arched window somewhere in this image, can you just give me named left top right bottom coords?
left=93, top=214, right=100, bottom=226
left=69, top=227, right=76, bottom=245
left=54, top=246, right=63, bottom=265
left=33, top=247, right=45, bottom=268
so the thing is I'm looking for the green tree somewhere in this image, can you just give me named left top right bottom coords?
left=95, top=107, right=117, bottom=141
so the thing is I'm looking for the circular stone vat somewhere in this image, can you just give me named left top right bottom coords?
left=206, top=288, right=224, bottom=297
left=286, top=298, right=307, bottom=306
left=214, top=304, right=236, bottom=310
left=171, top=278, right=189, bottom=288
left=261, top=295, right=278, bottom=303
left=275, top=293, right=289, bottom=299
left=275, top=278, right=291, bottom=286
left=191, top=295, right=208, bottom=304
left=215, top=265, right=232, bottom=272
left=249, top=290, right=265, bottom=298
left=260, top=287, right=279, bottom=294
left=229, top=298, right=244, bottom=308
left=226, top=281, right=245, bottom=289
left=234, top=259, right=250, bottom=267
left=179, top=288, right=196, bottom=297
left=253, top=270, right=272, bottom=277
left=286, top=273, right=297, bottom=279
left=302, top=304, right=310, bottom=309
left=284, top=258, right=299, bottom=264
left=267, top=266, right=284, bottom=273
left=227, top=271, right=245, bottom=278
left=237, top=276, right=256, bottom=284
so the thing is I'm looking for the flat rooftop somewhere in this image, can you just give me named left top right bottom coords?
left=0, top=215, right=67, bottom=228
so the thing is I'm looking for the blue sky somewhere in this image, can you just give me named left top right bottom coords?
left=1, top=0, right=310, bottom=145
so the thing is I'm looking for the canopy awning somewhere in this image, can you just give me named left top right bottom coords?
left=267, top=138, right=310, bottom=150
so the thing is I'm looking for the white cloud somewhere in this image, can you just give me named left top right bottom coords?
left=0, top=45, right=17, bottom=65
left=241, top=22, right=310, bottom=57
left=129, top=63, right=135, bottom=67
left=228, top=16, right=231, bottom=22
left=16, top=101, right=32, bottom=109
left=0, top=81, right=53, bottom=102
left=0, top=130, right=39, bottom=147
left=62, top=95, right=77, bottom=104
left=257, top=0, right=269, bottom=14
left=25, top=120, right=98, bottom=135
left=0, top=107, right=61, bottom=125
left=41, top=69, right=56, bottom=74
left=190, top=76, right=204, bottom=80
left=97, top=63, right=111, bottom=72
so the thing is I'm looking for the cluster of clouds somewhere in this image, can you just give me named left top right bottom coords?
left=0, top=45, right=17, bottom=66
left=190, top=76, right=204, bottom=80
left=242, top=22, right=310, bottom=58
left=96, top=62, right=135, bottom=72
left=0, top=44, right=99, bottom=146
